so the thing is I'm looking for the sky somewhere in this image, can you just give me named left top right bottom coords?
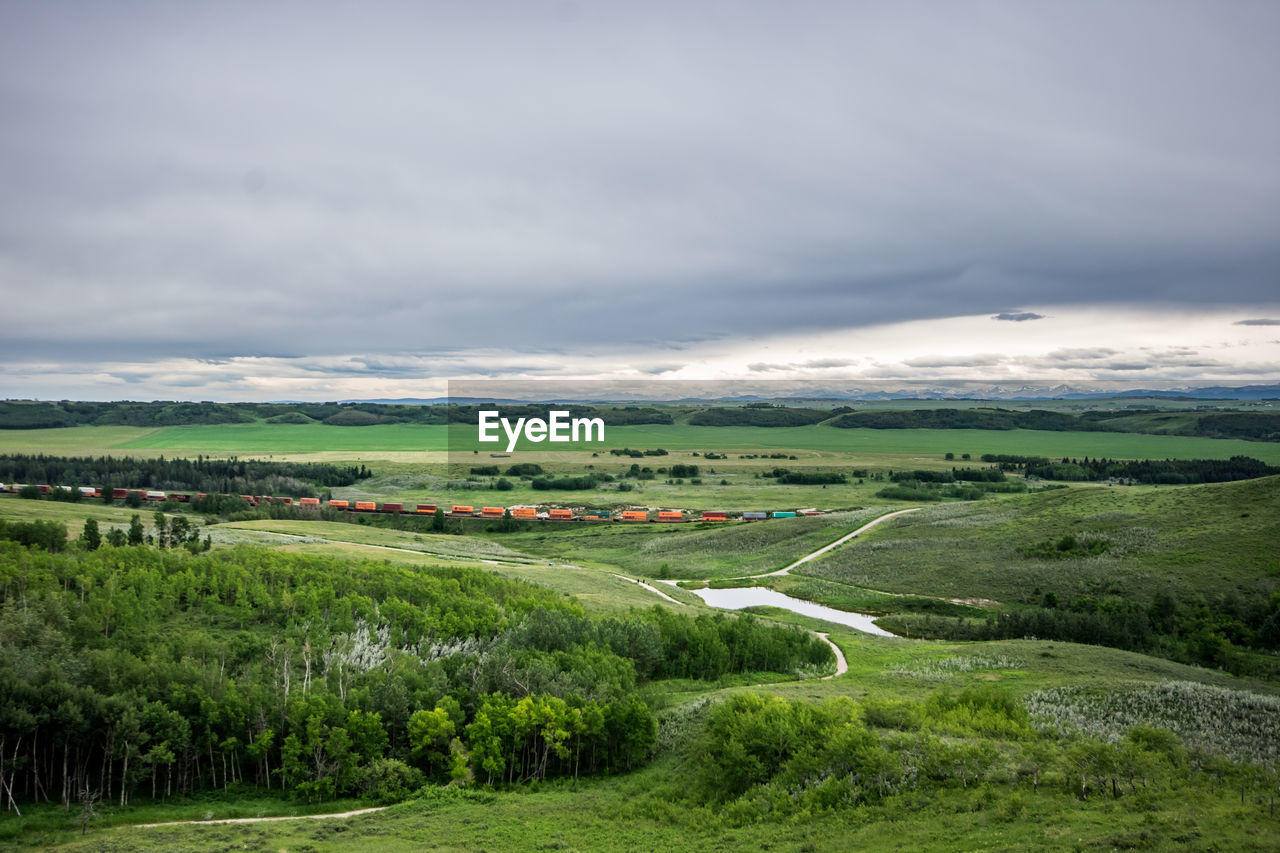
left=1, top=0, right=1277, bottom=401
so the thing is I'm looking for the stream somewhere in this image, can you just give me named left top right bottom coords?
left=683, top=585, right=894, bottom=637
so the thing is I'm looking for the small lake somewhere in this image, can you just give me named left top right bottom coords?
left=685, top=586, right=894, bottom=637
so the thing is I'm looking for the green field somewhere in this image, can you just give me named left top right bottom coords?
left=4, top=414, right=1280, bottom=851
left=3, top=421, right=1279, bottom=464
left=496, top=508, right=892, bottom=580
left=790, top=477, right=1280, bottom=606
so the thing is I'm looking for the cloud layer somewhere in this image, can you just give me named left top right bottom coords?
left=1, top=1, right=1277, bottom=397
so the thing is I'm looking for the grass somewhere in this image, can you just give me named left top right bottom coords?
left=5, top=416, right=1280, bottom=851
left=211, top=522, right=689, bottom=614
left=31, top=776, right=1279, bottom=853
left=791, top=476, right=1280, bottom=607
left=489, top=508, right=892, bottom=580
left=3, top=420, right=1279, bottom=463
left=24, top=633, right=1280, bottom=852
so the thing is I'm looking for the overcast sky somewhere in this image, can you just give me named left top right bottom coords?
left=1, top=0, right=1277, bottom=400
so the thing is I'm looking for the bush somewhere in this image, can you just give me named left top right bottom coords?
left=358, top=758, right=425, bottom=803
left=323, top=409, right=384, bottom=426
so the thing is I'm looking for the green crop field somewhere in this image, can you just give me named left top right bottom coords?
left=4, top=421, right=1279, bottom=464
left=448, top=421, right=1280, bottom=462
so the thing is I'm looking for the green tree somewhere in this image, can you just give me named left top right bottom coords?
left=127, top=515, right=145, bottom=546
left=80, top=518, right=101, bottom=551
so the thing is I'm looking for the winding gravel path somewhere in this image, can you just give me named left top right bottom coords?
left=137, top=806, right=387, bottom=828
left=755, top=507, right=921, bottom=578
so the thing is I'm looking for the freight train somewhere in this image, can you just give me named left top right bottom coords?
left=0, top=482, right=822, bottom=523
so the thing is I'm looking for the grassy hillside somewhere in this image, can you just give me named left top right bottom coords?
left=492, top=508, right=891, bottom=580
left=796, top=477, right=1280, bottom=606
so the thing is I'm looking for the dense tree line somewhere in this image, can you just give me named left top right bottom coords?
left=0, top=453, right=368, bottom=496
left=1074, top=410, right=1280, bottom=441
left=881, top=591, right=1280, bottom=677
left=0, top=541, right=831, bottom=809
left=778, top=472, right=846, bottom=485
left=978, top=454, right=1280, bottom=484
left=687, top=407, right=830, bottom=427
left=1190, top=412, right=1280, bottom=441
left=530, top=474, right=615, bottom=490
left=445, top=405, right=673, bottom=425
left=828, top=408, right=1108, bottom=431
left=0, top=401, right=458, bottom=429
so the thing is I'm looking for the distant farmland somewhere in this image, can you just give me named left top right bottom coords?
left=1, top=421, right=1279, bottom=463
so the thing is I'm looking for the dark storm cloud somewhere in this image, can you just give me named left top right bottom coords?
left=1, top=0, right=1279, bottom=384
left=992, top=312, right=1046, bottom=323
left=1235, top=319, right=1280, bottom=326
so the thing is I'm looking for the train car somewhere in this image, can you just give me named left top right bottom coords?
left=798, top=509, right=822, bottom=516
left=278, top=497, right=293, bottom=506
left=382, top=502, right=404, bottom=514
left=145, top=490, right=166, bottom=501
left=354, top=501, right=377, bottom=512
left=771, top=511, right=797, bottom=519
left=743, top=511, right=768, bottom=521
left=449, top=505, right=475, bottom=516
left=240, top=494, right=257, bottom=506
left=112, top=488, right=128, bottom=500
left=481, top=506, right=505, bottom=518
left=620, top=510, right=648, bottom=522
left=299, top=497, right=320, bottom=509
left=511, top=507, right=537, bottom=520
left=700, top=510, right=727, bottom=522
left=415, top=504, right=438, bottom=514
left=78, top=486, right=100, bottom=498
left=329, top=499, right=349, bottom=510
left=548, top=508, right=573, bottom=521
left=657, top=510, right=684, bottom=523
left=37, top=485, right=52, bottom=494
left=167, top=493, right=191, bottom=502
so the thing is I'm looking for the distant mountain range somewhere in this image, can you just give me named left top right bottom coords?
left=323, top=383, right=1280, bottom=405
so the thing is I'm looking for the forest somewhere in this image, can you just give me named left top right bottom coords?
left=0, top=541, right=831, bottom=809
left=978, top=454, right=1280, bottom=483
left=0, top=454, right=370, bottom=496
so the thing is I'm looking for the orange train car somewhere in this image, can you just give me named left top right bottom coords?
left=481, top=506, right=505, bottom=518
left=511, top=507, right=537, bottom=519
left=620, top=510, right=648, bottom=522
left=548, top=508, right=573, bottom=520
left=354, top=501, right=377, bottom=512
left=299, top=497, right=321, bottom=508
left=449, top=505, right=475, bottom=515
left=416, top=504, right=438, bottom=513
left=657, top=510, right=684, bottom=522
left=329, top=499, right=349, bottom=510
left=700, top=510, right=727, bottom=521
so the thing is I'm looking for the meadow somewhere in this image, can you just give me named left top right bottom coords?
left=2, top=408, right=1279, bottom=850
left=789, top=477, right=1280, bottom=606
left=4, top=420, right=1280, bottom=463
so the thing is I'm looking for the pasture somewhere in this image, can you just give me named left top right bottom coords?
left=3, top=421, right=1280, bottom=464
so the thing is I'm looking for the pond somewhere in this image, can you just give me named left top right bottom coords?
left=684, top=585, right=894, bottom=636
